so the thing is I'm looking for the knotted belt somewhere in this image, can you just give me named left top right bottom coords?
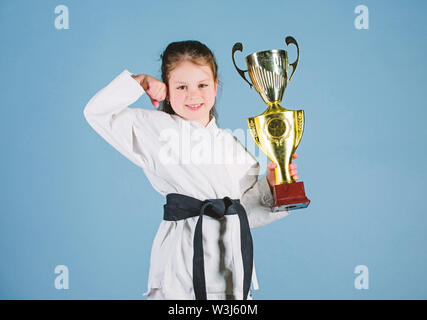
left=163, top=193, right=253, bottom=300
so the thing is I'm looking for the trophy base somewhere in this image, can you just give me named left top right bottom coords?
left=272, top=181, right=310, bottom=212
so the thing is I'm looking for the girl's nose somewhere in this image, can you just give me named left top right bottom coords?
left=188, top=87, right=201, bottom=98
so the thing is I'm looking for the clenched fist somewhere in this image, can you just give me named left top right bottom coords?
left=132, top=74, right=167, bottom=108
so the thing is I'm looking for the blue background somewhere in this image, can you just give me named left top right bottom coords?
left=1, top=0, right=426, bottom=299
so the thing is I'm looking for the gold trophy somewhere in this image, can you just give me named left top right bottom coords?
left=232, top=36, right=310, bottom=212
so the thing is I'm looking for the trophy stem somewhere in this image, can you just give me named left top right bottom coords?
left=275, top=157, right=296, bottom=185
left=264, top=102, right=287, bottom=114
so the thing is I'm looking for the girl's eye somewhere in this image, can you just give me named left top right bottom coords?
left=176, top=84, right=208, bottom=90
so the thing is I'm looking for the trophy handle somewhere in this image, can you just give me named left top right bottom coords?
left=232, top=42, right=253, bottom=88
left=285, top=36, right=300, bottom=82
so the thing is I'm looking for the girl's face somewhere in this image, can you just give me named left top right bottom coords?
left=168, top=60, right=218, bottom=127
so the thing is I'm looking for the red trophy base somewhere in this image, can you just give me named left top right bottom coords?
left=272, top=181, right=310, bottom=212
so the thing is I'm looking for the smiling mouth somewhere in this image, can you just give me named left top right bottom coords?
left=185, top=103, right=203, bottom=110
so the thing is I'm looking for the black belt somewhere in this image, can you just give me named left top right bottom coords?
left=163, top=193, right=253, bottom=300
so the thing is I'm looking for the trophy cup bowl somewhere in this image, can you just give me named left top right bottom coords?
left=232, top=37, right=310, bottom=212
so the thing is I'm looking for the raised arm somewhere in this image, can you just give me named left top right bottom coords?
left=83, top=70, right=166, bottom=169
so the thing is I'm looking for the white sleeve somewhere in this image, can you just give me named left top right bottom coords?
left=83, top=69, right=153, bottom=169
left=239, top=159, right=290, bottom=229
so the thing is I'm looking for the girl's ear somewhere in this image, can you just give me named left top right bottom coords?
left=214, top=78, right=219, bottom=94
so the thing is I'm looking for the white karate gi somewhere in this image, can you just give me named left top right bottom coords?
left=83, top=69, right=291, bottom=300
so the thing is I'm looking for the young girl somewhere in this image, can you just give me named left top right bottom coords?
left=83, top=40, right=299, bottom=300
